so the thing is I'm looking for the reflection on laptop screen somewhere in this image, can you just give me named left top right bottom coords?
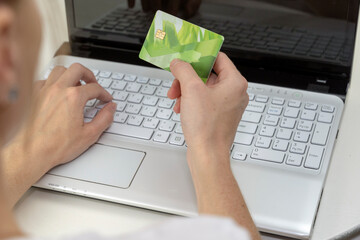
left=70, top=0, right=359, bottom=89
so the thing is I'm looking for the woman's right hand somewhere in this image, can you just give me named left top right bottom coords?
left=168, top=53, right=249, bottom=159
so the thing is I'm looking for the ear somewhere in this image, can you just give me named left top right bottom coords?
left=0, top=5, right=17, bottom=107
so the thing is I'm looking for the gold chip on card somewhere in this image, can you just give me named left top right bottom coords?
left=155, top=29, right=166, bottom=40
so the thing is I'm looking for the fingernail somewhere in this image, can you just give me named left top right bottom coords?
left=110, top=102, right=117, bottom=111
left=170, top=58, right=181, bottom=68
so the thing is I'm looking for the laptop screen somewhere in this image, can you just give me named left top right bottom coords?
left=66, top=0, right=359, bottom=94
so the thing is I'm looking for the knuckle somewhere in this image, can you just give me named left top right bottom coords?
left=66, top=87, right=81, bottom=101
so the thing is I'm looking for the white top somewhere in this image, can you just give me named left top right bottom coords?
left=9, top=216, right=250, bottom=240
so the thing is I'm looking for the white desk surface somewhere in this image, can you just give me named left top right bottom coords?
left=14, top=2, right=360, bottom=240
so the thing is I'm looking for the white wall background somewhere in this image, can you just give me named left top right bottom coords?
left=35, top=0, right=68, bottom=76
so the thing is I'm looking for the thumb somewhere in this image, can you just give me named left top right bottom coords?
left=84, top=102, right=116, bottom=141
left=170, top=59, right=204, bottom=93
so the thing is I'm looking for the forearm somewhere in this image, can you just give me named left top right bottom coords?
left=187, top=147, right=261, bottom=240
left=1, top=134, right=50, bottom=208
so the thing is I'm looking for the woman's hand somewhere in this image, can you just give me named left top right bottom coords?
left=168, top=52, right=249, bottom=156
left=2, top=63, right=116, bottom=206
left=168, top=53, right=260, bottom=240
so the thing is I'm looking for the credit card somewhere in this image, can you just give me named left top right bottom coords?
left=139, top=10, right=224, bottom=83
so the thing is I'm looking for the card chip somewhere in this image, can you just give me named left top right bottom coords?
left=155, top=29, right=166, bottom=40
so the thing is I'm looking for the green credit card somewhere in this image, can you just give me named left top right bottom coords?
left=139, top=10, right=224, bottom=83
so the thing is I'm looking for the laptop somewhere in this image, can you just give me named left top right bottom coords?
left=34, top=0, right=360, bottom=239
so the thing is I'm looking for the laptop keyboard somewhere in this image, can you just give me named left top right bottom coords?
left=89, top=8, right=352, bottom=63
left=44, top=65, right=337, bottom=173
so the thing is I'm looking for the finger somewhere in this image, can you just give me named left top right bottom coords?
left=58, top=63, right=97, bottom=87
left=45, top=66, right=66, bottom=86
left=127, top=0, right=135, bottom=8
left=84, top=102, right=116, bottom=142
left=33, top=80, right=46, bottom=93
left=170, top=59, right=204, bottom=93
left=78, top=83, right=113, bottom=105
left=167, top=79, right=181, bottom=99
left=206, top=73, right=218, bottom=87
left=173, top=97, right=181, bottom=114
left=212, top=52, right=239, bottom=79
left=141, top=0, right=151, bottom=11
left=167, top=0, right=181, bottom=15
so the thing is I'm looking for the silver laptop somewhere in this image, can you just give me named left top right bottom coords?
left=34, top=0, right=360, bottom=239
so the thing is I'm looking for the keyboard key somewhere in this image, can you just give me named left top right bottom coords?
left=318, top=112, right=333, bottom=123
left=263, top=115, right=279, bottom=126
left=84, top=118, right=92, bottom=123
left=259, top=126, right=276, bottom=137
left=128, top=93, right=144, bottom=104
left=111, top=80, right=127, bottom=90
left=286, top=154, right=303, bottom=166
left=106, top=123, right=154, bottom=140
left=106, top=89, right=114, bottom=95
left=304, top=145, right=324, bottom=169
left=242, top=111, right=262, bottom=123
left=98, top=78, right=112, bottom=88
left=125, top=104, right=142, bottom=114
left=159, top=120, right=175, bottom=132
left=232, top=151, right=247, bottom=161
left=91, top=69, right=99, bottom=77
left=280, top=118, right=296, bottom=129
left=174, top=123, right=183, bottom=134
left=169, top=134, right=185, bottom=146
left=255, top=136, right=272, bottom=148
left=301, top=110, right=316, bottom=121
left=172, top=113, right=181, bottom=122
left=127, top=115, right=144, bottom=126
left=156, top=109, right=173, bottom=120
left=272, top=139, right=288, bottom=151
left=84, top=108, right=98, bottom=118
left=137, top=76, right=149, bottom=84
left=284, top=107, right=300, bottom=118
left=99, top=71, right=112, bottom=78
left=112, top=72, right=124, bottom=80
left=294, top=131, right=310, bottom=143
left=158, top=98, right=174, bottom=109
left=149, top=78, right=162, bottom=86
left=126, top=82, right=142, bottom=93
left=297, top=120, right=313, bottom=132
left=251, top=148, right=285, bottom=163
left=114, top=101, right=127, bottom=112
left=267, top=105, right=283, bottom=116
left=141, top=106, right=157, bottom=117
left=113, top=91, right=128, bottom=101
left=141, top=85, right=157, bottom=95
left=143, top=96, right=159, bottom=106
left=234, top=133, right=254, bottom=145
left=86, top=99, right=96, bottom=107
left=288, top=100, right=301, bottom=108
left=162, top=80, right=173, bottom=88
left=143, top=117, right=159, bottom=129
left=237, top=121, right=258, bottom=134
left=156, top=87, right=170, bottom=97
left=272, top=97, right=285, bottom=105
left=246, top=102, right=266, bottom=113
left=114, top=112, right=128, bottom=123
left=153, top=131, right=170, bottom=143
left=311, top=123, right=330, bottom=145
left=255, top=95, right=269, bottom=103
left=248, top=93, right=255, bottom=101
left=321, top=104, right=335, bottom=113
left=124, top=74, right=137, bottom=82
left=305, top=102, right=318, bottom=110
left=276, top=128, right=293, bottom=140
left=290, top=142, right=307, bottom=154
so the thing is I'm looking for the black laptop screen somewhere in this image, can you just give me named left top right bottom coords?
left=67, top=0, right=359, bottom=92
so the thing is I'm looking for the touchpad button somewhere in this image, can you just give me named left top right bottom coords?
left=49, top=144, right=145, bottom=189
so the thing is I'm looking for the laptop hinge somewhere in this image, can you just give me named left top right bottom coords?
left=307, top=79, right=330, bottom=93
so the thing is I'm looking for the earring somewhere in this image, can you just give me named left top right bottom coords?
left=8, top=87, right=18, bottom=102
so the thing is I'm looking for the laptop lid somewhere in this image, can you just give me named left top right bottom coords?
left=65, top=0, right=359, bottom=96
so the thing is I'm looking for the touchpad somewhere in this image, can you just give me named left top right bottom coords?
left=49, top=144, right=145, bottom=189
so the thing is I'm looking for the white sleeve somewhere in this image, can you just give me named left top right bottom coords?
left=8, top=216, right=251, bottom=240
